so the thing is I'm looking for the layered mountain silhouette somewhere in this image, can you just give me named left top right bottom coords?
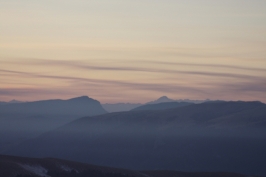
left=0, top=96, right=107, bottom=153
left=100, top=96, right=211, bottom=113
left=131, top=102, right=193, bottom=111
left=0, top=155, right=255, bottom=177
left=101, top=96, right=198, bottom=113
left=146, top=96, right=211, bottom=104
left=6, top=101, right=266, bottom=176
left=0, top=100, right=23, bottom=105
left=102, top=103, right=142, bottom=112
left=102, top=96, right=175, bottom=113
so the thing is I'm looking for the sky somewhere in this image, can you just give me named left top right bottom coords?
left=0, top=0, right=266, bottom=103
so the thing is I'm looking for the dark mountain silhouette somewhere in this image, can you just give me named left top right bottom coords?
left=6, top=101, right=266, bottom=176
left=146, top=96, right=175, bottom=104
left=0, top=96, right=107, bottom=153
left=146, top=96, right=213, bottom=104
left=175, top=98, right=210, bottom=104
left=101, top=97, right=216, bottom=113
left=131, top=102, right=193, bottom=111
left=0, top=101, right=7, bottom=105
left=8, top=100, right=24, bottom=104
left=0, top=96, right=106, bottom=116
left=0, top=100, right=24, bottom=105
left=0, top=154, right=257, bottom=177
left=102, top=103, right=142, bottom=112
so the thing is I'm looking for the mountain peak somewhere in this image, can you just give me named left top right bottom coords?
left=146, top=96, right=175, bottom=104
left=8, top=99, right=23, bottom=103
left=157, top=96, right=170, bottom=101
left=70, top=95, right=89, bottom=99
left=67, top=96, right=100, bottom=104
left=68, top=96, right=89, bottom=100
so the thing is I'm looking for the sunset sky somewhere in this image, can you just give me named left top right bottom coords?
left=1, top=0, right=266, bottom=103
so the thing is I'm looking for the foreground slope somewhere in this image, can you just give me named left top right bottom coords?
left=7, top=101, right=266, bottom=175
left=0, top=154, right=145, bottom=177
left=0, top=155, right=257, bottom=177
left=0, top=96, right=107, bottom=153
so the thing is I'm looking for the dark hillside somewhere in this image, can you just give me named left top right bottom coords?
left=0, top=155, right=257, bottom=177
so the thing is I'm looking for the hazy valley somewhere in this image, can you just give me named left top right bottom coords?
left=1, top=96, right=266, bottom=176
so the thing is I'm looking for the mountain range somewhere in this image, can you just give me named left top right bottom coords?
left=102, top=96, right=217, bottom=113
left=146, top=96, right=210, bottom=104
left=0, top=100, right=23, bottom=105
left=0, top=96, right=107, bottom=153
left=102, top=103, right=142, bottom=112
left=131, top=102, right=193, bottom=111
left=0, top=96, right=106, bottom=116
left=5, top=101, right=266, bottom=176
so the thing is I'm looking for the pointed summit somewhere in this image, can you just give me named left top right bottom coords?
left=146, top=96, right=175, bottom=104
left=68, top=96, right=90, bottom=101
left=67, top=96, right=99, bottom=104
left=157, top=96, right=171, bottom=102
left=8, top=99, right=23, bottom=104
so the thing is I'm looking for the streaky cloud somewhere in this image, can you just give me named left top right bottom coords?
left=1, top=59, right=265, bottom=81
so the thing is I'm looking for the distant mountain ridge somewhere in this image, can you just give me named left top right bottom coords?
left=131, top=102, right=193, bottom=111
left=102, top=103, right=142, bottom=113
left=0, top=101, right=6, bottom=105
left=101, top=96, right=207, bottom=113
left=0, top=100, right=24, bottom=105
left=0, top=96, right=107, bottom=153
left=146, top=96, right=216, bottom=104
left=146, top=96, right=175, bottom=104
left=0, top=96, right=106, bottom=116
left=7, top=101, right=266, bottom=176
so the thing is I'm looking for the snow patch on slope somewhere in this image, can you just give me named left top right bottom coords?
left=20, top=164, right=50, bottom=177
left=60, top=165, right=72, bottom=172
left=60, top=164, right=79, bottom=173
